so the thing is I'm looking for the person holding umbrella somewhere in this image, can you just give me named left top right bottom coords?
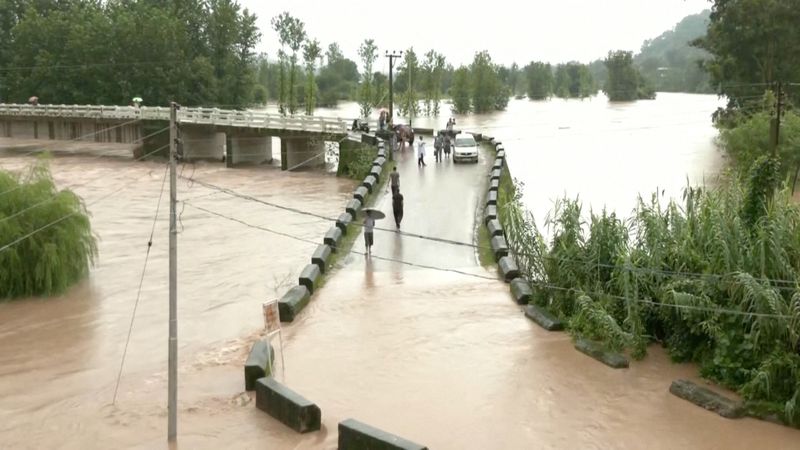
left=362, top=208, right=385, bottom=256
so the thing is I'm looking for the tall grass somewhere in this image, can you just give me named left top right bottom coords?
left=0, top=158, right=97, bottom=299
left=500, top=172, right=800, bottom=426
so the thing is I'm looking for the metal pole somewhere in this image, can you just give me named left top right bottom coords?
left=388, top=56, right=394, bottom=124
left=168, top=101, right=179, bottom=442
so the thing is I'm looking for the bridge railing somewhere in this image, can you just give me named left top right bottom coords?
left=0, top=104, right=349, bottom=134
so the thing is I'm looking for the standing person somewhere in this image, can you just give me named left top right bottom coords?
left=392, top=193, right=404, bottom=229
left=417, top=136, right=427, bottom=167
left=434, top=133, right=443, bottom=162
left=364, top=214, right=375, bottom=255
left=379, top=111, right=386, bottom=131
left=390, top=166, right=400, bottom=195
left=443, top=135, right=451, bottom=158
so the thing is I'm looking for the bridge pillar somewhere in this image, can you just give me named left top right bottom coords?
left=225, top=130, right=272, bottom=167
left=181, top=125, right=225, bottom=161
left=280, top=137, right=326, bottom=171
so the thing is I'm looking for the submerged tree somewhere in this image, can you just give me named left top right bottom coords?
left=0, top=159, right=97, bottom=299
left=271, top=12, right=306, bottom=115
left=525, top=61, right=554, bottom=100
left=398, top=47, right=420, bottom=120
left=450, top=66, right=471, bottom=113
left=358, top=39, right=378, bottom=118
left=603, top=50, right=653, bottom=101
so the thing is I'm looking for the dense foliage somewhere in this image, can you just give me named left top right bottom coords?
left=603, top=50, right=655, bottom=101
left=693, top=0, right=800, bottom=107
left=0, top=0, right=260, bottom=107
left=523, top=61, right=595, bottom=100
left=337, top=141, right=377, bottom=180
left=500, top=174, right=800, bottom=426
left=635, top=10, right=712, bottom=93
left=0, top=159, right=97, bottom=299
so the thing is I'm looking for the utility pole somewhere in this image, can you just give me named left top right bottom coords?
left=770, top=81, right=783, bottom=157
left=168, top=101, right=180, bottom=442
left=385, top=51, right=402, bottom=126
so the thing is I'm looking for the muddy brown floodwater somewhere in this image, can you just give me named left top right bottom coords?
left=2, top=92, right=800, bottom=449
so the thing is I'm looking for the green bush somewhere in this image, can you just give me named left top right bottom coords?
left=0, top=158, right=97, bottom=299
left=337, top=141, right=377, bottom=180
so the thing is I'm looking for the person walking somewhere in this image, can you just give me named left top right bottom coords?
left=417, top=136, right=427, bottom=167
left=364, top=215, right=375, bottom=255
left=392, top=192, right=404, bottom=229
left=443, top=135, right=451, bottom=158
left=390, top=166, right=400, bottom=196
left=434, top=133, right=443, bottom=162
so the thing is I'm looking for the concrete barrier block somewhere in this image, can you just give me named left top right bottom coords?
left=369, top=166, right=382, bottom=182
left=346, top=199, right=362, bottom=218
left=279, top=285, right=311, bottom=323
left=669, top=379, right=744, bottom=419
left=486, top=190, right=498, bottom=206
left=486, top=219, right=504, bottom=237
left=338, top=418, right=428, bottom=450
left=491, top=236, right=509, bottom=262
left=244, top=340, right=275, bottom=391
left=299, top=264, right=321, bottom=294
left=497, top=256, right=519, bottom=281
left=490, top=168, right=502, bottom=180
left=484, top=205, right=498, bottom=225
left=496, top=143, right=504, bottom=152
left=483, top=135, right=494, bottom=142
left=362, top=175, right=377, bottom=193
left=492, top=158, right=504, bottom=170
left=524, top=304, right=564, bottom=331
left=489, top=178, right=500, bottom=191
left=324, top=226, right=343, bottom=250
left=373, top=156, right=386, bottom=167
left=473, top=133, right=483, bottom=141
left=493, top=140, right=502, bottom=147
left=510, top=278, right=533, bottom=304
left=336, top=213, right=353, bottom=234
left=377, top=148, right=386, bottom=158
left=312, top=244, right=332, bottom=273
left=574, top=338, right=629, bottom=369
left=353, top=186, right=369, bottom=203
left=496, top=149, right=505, bottom=160
left=255, top=377, right=321, bottom=433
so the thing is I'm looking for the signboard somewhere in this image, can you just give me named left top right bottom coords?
left=262, top=300, right=281, bottom=336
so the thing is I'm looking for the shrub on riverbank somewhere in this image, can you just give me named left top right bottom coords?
left=0, top=159, right=97, bottom=299
left=500, top=175, right=800, bottom=427
left=337, top=141, right=377, bottom=180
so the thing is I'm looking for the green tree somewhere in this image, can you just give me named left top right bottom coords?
left=470, top=51, right=508, bottom=113
left=358, top=39, right=378, bottom=118
left=603, top=50, right=652, bottom=101
left=525, top=61, right=554, bottom=100
left=271, top=12, right=306, bottom=115
left=317, top=44, right=359, bottom=106
left=693, top=0, right=800, bottom=107
left=303, top=38, right=321, bottom=115
left=420, top=50, right=446, bottom=116
left=399, top=47, right=420, bottom=120
left=450, top=66, right=471, bottom=113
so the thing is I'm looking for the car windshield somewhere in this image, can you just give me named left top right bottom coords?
left=455, top=137, right=476, bottom=147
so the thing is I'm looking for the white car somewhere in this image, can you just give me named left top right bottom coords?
left=453, top=133, right=479, bottom=163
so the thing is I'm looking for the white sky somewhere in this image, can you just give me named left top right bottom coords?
left=239, top=0, right=711, bottom=70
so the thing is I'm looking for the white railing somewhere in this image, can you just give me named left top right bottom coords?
left=0, top=104, right=349, bottom=134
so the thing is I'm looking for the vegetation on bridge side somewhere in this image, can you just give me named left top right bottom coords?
left=0, top=158, right=97, bottom=300
left=499, top=170, right=800, bottom=427
left=337, top=140, right=378, bottom=180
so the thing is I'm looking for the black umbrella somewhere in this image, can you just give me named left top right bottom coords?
left=363, top=208, right=385, bottom=219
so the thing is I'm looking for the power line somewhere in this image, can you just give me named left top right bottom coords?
left=112, top=162, right=169, bottom=405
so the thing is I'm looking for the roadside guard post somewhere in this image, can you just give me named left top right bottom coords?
left=262, top=299, right=286, bottom=381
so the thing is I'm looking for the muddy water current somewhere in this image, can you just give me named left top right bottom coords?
left=1, top=93, right=799, bottom=449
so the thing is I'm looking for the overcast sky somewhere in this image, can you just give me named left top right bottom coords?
left=239, top=0, right=711, bottom=69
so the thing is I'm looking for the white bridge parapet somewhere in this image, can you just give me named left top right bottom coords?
left=0, top=103, right=349, bottom=135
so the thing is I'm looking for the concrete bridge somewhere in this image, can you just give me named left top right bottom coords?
left=0, top=104, right=350, bottom=170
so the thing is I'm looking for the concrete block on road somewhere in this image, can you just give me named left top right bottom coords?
left=377, top=148, right=386, bottom=158
left=484, top=205, right=498, bottom=225
left=496, top=149, right=505, bottom=160
left=338, top=418, right=428, bottom=450
left=491, top=236, right=509, bottom=262
left=492, top=158, right=504, bottom=170
left=669, top=379, right=743, bottom=419
left=574, top=338, right=629, bottom=369
left=524, top=304, right=564, bottom=331
left=353, top=186, right=369, bottom=203
left=311, top=244, right=332, bottom=273
left=490, top=168, right=502, bottom=180
left=373, top=156, right=386, bottom=168
left=324, top=226, right=343, bottom=250
left=510, top=278, right=533, bottom=304
left=486, top=219, right=504, bottom=237
left=299, top=264, right=321, bottom=294
left=486, top=190, right=498, bottom=206
left=278, top=285, right=311, bottom=323
left=255, top=377, right=321, bottom=433
left=362, top=175, right=377, bottom=193
left=498, top=256, right=519, bottom=281
left=496, top=143, right=504, bottom=152
left=336, top=213, right=353, bottom=234
left=483, top=135, right=494, bottom=142
left=489, top=178, right=500, bottom=191
left=346, top=199, right=362, bottom=218
left=244, top=340, right=275, bottom=391
left=369, top=166, right=382, bottom=182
